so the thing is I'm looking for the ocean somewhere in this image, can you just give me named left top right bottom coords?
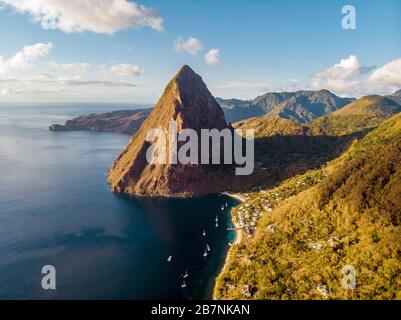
left=0, top=103, right=237, bottom=300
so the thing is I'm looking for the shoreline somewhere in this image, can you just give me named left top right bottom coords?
left=212, top=192, right=246, bottom=300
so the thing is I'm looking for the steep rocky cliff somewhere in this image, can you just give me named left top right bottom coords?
left=108, top=65, right=255, bottom=197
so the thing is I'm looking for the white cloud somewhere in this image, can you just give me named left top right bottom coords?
left=0, top=74, right=137, bottom=87
left=49, top=62, right=143, bottom=78
left=0, top=43, right=142, bottom=102
left=0, top=42, right=53, bottom=75
left=174, top=37, right=203, bottom=55
left=310, top=55, right=375, bottom=96
left=205, top=49, right=220, bottom=66
left=0, top=86, right=66, bottom=95
left=213, top=79, right=303, bottom=100
left=108, top=64, right=142, bottom=77
left=0, top=57, right=6, bottom=75
left=368, top=58, right=401, bottom=88
left=0, top=0, right=163, bottom=34
left=1, top=88, right=11, bottom=95
left=49, top=62, right=91, bottom=73
left=9, top=43, right=53, bottom=69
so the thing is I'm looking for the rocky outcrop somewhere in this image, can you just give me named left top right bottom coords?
left=108, top=65, right=260, bottom=197
left=49, top=109, right=151, bottom=135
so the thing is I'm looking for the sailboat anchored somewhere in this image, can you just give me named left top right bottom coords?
left=181, top=280, right=187, bottom=288
left=167, top=256, right=173, bottom=262
left=206, top=243, right=211, bottom=252
left=203, top=247, right=208, bottom=257
left=183, top=270, right=189, bottom=279
left=202, top=229, right=206, bottom=237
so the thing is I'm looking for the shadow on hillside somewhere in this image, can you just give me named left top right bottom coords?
left=230, top=129, right=372, bottom=193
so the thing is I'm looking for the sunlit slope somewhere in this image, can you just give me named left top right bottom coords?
left=216, top=112, right=401, bottom=300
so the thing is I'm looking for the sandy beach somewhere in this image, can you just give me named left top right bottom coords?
left=212, top=192, right=246, bottom=299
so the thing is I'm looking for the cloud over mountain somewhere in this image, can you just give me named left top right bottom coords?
left=174, top=37, right=203, bottom=55
left=205, top=49, right=220, bottom=66
left=310, top=55, right=373, bottom=95
left=368, top=58, right=401, bottom=88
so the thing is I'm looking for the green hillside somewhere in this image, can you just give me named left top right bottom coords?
left=215, top=112, right=401, bottom=300
left=234, top=115, right=308, bottom=138
left=309, top=95, right=401, bottom=136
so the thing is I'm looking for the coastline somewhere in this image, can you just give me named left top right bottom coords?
left=224, top=193, right=246, bottom=245
left=212, top=192, right=246, bottom=300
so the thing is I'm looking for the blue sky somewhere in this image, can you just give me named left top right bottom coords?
left=0, top=0, right=400, bottom=103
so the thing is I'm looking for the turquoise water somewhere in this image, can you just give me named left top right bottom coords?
left=0, top=104, right=237, bottom=300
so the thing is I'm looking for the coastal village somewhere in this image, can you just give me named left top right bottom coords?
left=218, top=169, right=328, bottom=299
left=230, top=170, right=327, bottom=240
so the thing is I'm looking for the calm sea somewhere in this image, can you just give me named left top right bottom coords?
left=0, top=103, right=237, bottom=300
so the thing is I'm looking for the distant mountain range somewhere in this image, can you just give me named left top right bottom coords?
left=234, top=95, right=401, bottom=138
left=50, top=89, right=401, bottom=136
left=218, top=90, right=354, bottom=124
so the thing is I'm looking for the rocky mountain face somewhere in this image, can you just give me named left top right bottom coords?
left=219, top=90, right=354, bottom=124
left=49, top=109, right=151, bottom=135
left=108, top=65, right=258, bottom=197
left=216, top=98, right=264, bottom=123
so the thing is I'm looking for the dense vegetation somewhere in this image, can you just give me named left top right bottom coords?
left=309, top=95, right=401, bottom=136
left=234, top=95, right=401, bottom=138
left=215, top=112, right=401, bottom=300
left=234, top=115, right=307, bottom=138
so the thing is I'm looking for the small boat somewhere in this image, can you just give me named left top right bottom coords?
left=181, top=280, right=187, bottom=288
left=215, top=216, right=219, bottom=222
left=225, top=202, right=228, bottom=208
left=183, top=270, right=189, bottom=278
left=221, top=205, right=224, bottom=211
left=215, top=222, right=219, bottom=228
left=206, top=243, right=211, bottom=252
left=203, top=248, right=208, bottom=257
left=202, top=229, right=206, bottom=237
left=167, top=256, right=173, bottom=262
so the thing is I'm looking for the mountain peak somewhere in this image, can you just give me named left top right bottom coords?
left=107, top=65, right=235, bottom=197
left=172, top=65, right=205, bottom=90
left=176, top=64, right=196, bottom=76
